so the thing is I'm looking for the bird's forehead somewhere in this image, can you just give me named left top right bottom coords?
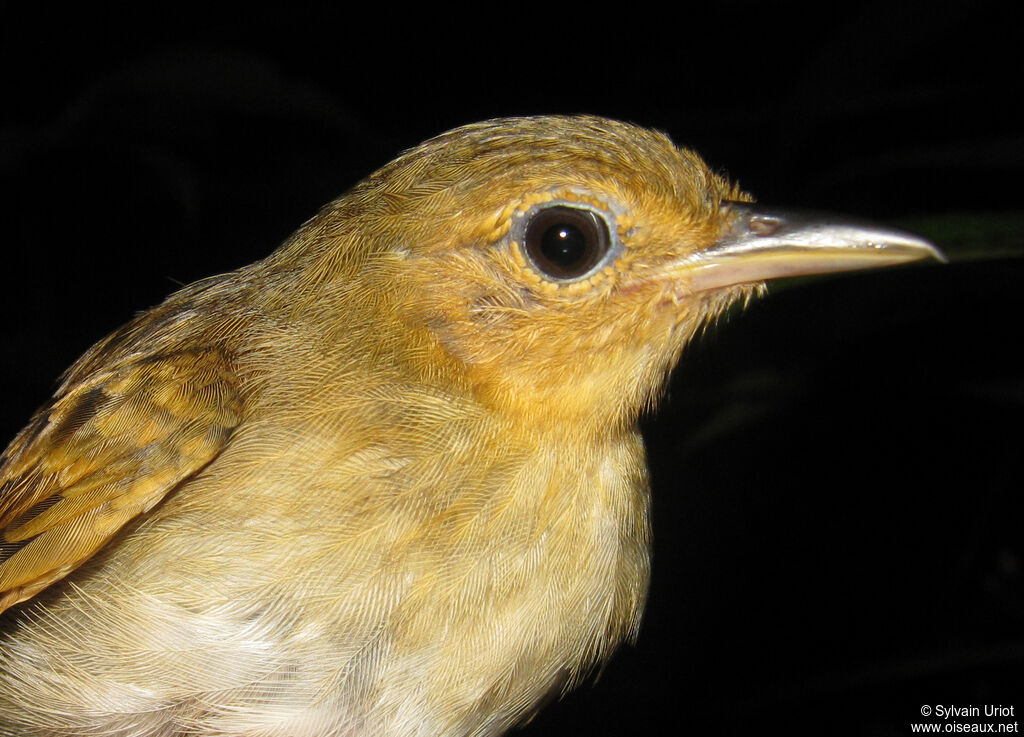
left=389, top=117, right=719, bottom=208
left=375, top=117, right=728, bottom=250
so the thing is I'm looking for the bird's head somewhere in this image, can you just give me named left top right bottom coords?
left=273, top=116, right=940, bottom=434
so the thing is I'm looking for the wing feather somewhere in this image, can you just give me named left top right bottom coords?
left=0, top=348, right=242, bottom=612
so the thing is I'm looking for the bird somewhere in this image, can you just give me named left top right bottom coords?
left=0, top=115, right=940, bottom=736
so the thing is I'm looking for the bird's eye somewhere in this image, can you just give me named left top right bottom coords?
left=522, top=205, right=612, bottom=281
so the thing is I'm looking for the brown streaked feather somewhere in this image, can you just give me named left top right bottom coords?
left=0, top=348, right=242, bottom=612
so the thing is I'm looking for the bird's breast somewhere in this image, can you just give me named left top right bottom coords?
left=0, top=397, right=652, bottom=736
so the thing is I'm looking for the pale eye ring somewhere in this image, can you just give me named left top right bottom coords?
left=516, top=204, right=615, bottom=281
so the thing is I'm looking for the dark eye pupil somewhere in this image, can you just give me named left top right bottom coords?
left=541, top=224, right=587, bottom=267
left=523, top=206, right=611, bottom=280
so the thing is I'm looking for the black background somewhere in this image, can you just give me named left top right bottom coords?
left=1, top=3, right=1021, bottom=735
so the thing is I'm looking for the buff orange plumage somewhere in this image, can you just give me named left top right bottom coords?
left=0, top=116, right=940, bottom=736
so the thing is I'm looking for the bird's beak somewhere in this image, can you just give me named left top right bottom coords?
left=681, top=202, right=945, bottom=293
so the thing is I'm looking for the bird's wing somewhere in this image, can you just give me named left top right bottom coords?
left=0, top=348, right=243, bottom=613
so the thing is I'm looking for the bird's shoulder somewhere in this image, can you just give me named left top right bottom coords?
left=0, top=288, right=246, bottom=613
